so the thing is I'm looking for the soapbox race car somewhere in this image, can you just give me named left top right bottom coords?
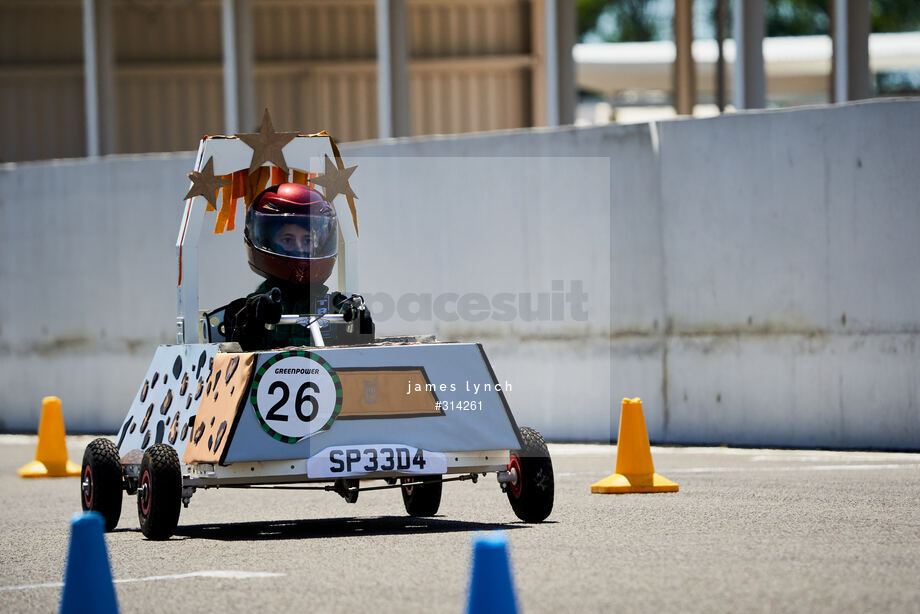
left=79, top=123, right=554, bottom=540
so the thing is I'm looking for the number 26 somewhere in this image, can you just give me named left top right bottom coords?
left=266, top=381, right=320, bottom=422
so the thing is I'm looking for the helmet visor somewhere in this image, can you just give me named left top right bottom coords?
left=248, top=210, right=338, bottom=259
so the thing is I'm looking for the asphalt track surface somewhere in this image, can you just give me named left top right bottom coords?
left=1, top=436, right=918, bottom=613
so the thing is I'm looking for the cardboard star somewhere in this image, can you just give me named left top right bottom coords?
left=311, top=154, right=358, bottom=204
left=183, top=157, right=230, bottom=211
left=236, top=109, right=298, bottom=174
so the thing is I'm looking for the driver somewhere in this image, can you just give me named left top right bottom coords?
left=221, top=182, right=373, bottom=350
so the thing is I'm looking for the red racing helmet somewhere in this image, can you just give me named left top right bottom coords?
left=244, top=183, right=338, bottom=284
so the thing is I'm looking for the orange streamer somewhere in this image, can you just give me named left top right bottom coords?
left=245, top=167, right=270, bottom=206
left=271, top=166, right=288, bottom=185
left=214, top=177, right=237, bottom=234
left=231, top=169, right=246, bottom=200
left=205, top=189, right=218, bottom=212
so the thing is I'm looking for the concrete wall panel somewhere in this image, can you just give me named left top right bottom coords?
left=1, top=99, right=917, bottom=449
left=665, top=333, right=919, bottom=449
left=657, top=111, right=831, bottom=332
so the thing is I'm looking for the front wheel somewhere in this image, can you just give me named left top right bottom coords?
left=137, top=444, right=182, bottom=540
left=506, top=427, right=554, bottom=523
left=401, top=476, right=442, bottom=517
left=81, top=438, right=124, bottom=531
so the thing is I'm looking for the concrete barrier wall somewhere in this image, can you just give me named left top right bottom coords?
left=653, top=104, right=920, bottom=449
left=1, top=99, right=917, bottom=449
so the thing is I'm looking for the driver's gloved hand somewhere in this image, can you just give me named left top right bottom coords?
left=226, top=288, right=282, bottom=351
left=245, top=287, right=282, bottom=325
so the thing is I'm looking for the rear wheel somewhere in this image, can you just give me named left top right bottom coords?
left=401, top=476, right=442, bottom=517
left=506, top=427, right=554, bottom=523
left=137, top=444, right=182, bottom=540
left=81, top=438, right=124, bottom=532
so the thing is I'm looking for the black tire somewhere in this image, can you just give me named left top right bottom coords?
left=81, top=438, right=124, bottom=532
left=506, top=427, right=554, bottom=523
left=137, top=444, right=182, bottom=540
left=401, top=476, right=442, bottom=517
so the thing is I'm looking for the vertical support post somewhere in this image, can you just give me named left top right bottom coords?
left=715, top=0, right=726, bottom=112
left=530, top=0, right=547, bottom=126
left=673, top=0, right=696, bottom=115
left=376, top=0, right=410, bottom=138
left=556, top=0, right=576, bottom=125
left=832, top=0, right=871, bottom=102
left=82, top=0, right=116, bottom=156
left=222, top=0, right=256, bottom=134
left=544, top=0, right=559, bottom=126
left=542, top=0, right=575, bottom=126
left=732, top=0, right=766, bottom=110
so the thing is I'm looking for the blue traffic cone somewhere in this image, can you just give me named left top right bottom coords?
left=60, top=512, right=119, bottom=614
left=466, top=532, right=518, bottom=614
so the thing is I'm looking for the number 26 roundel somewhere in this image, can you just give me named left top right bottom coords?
left=250, top=351, right=343, bottom=443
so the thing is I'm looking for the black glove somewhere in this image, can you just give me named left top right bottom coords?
left=244, top=287, right=282, bottom=326
left=226, top=288, right=282, bottom=350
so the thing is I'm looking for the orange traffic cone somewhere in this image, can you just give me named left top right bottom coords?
left=590, top=397, right=678, bottom=494
left=17, top=397, right=81, bottom=478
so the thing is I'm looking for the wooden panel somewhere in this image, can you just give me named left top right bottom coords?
left=255, top=63, right=380, bottom=143
left=1, top=0, right=541, bottom=160
left=2, top=59, right=532, bottom=160
left=0, top=1, right=83, bottom=63
left=253, top=0, right=377, bottom=61
left=337, top=368, right=444, bottom=418
left=116, top=68, right=225, bottom=154
left=0, top=70, right=85, bottom=163
left=182, top=352, right=256, bottom=465
left=410, top=59, right=533, bottom=135
left=408, top=0, right=531, bottom=58
left=114, top=1, right=222, bottom=62
left=0, top=2, right=80, bottom=157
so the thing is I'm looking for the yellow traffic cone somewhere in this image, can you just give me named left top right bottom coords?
left=18, top=397, right=81, bottom=478
left=590, top=397, right=678, bottom=494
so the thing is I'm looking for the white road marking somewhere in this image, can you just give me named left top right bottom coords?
left=559, top=462, right=920, bottom=478
left=748, top=451, right=920, bottom=462
left=651, top=447, right=920, bottom=460
left=0, top=435, right=45, bottom=445
left=0, top=570, right=284, bottom=593
left=667, top=463, right=920, bottom=474
left=547, top=443, right=920, bottom=462
left=548, top=444, right=616, bottom=456
left=0, top=435, right=102, bottom=446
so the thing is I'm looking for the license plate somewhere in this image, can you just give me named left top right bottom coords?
left=306, top=444, right=448, bottom=478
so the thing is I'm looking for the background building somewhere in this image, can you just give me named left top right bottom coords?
left=4, top=1, right=916, bottom=161
left=0, top=0, right=576, bottom=163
